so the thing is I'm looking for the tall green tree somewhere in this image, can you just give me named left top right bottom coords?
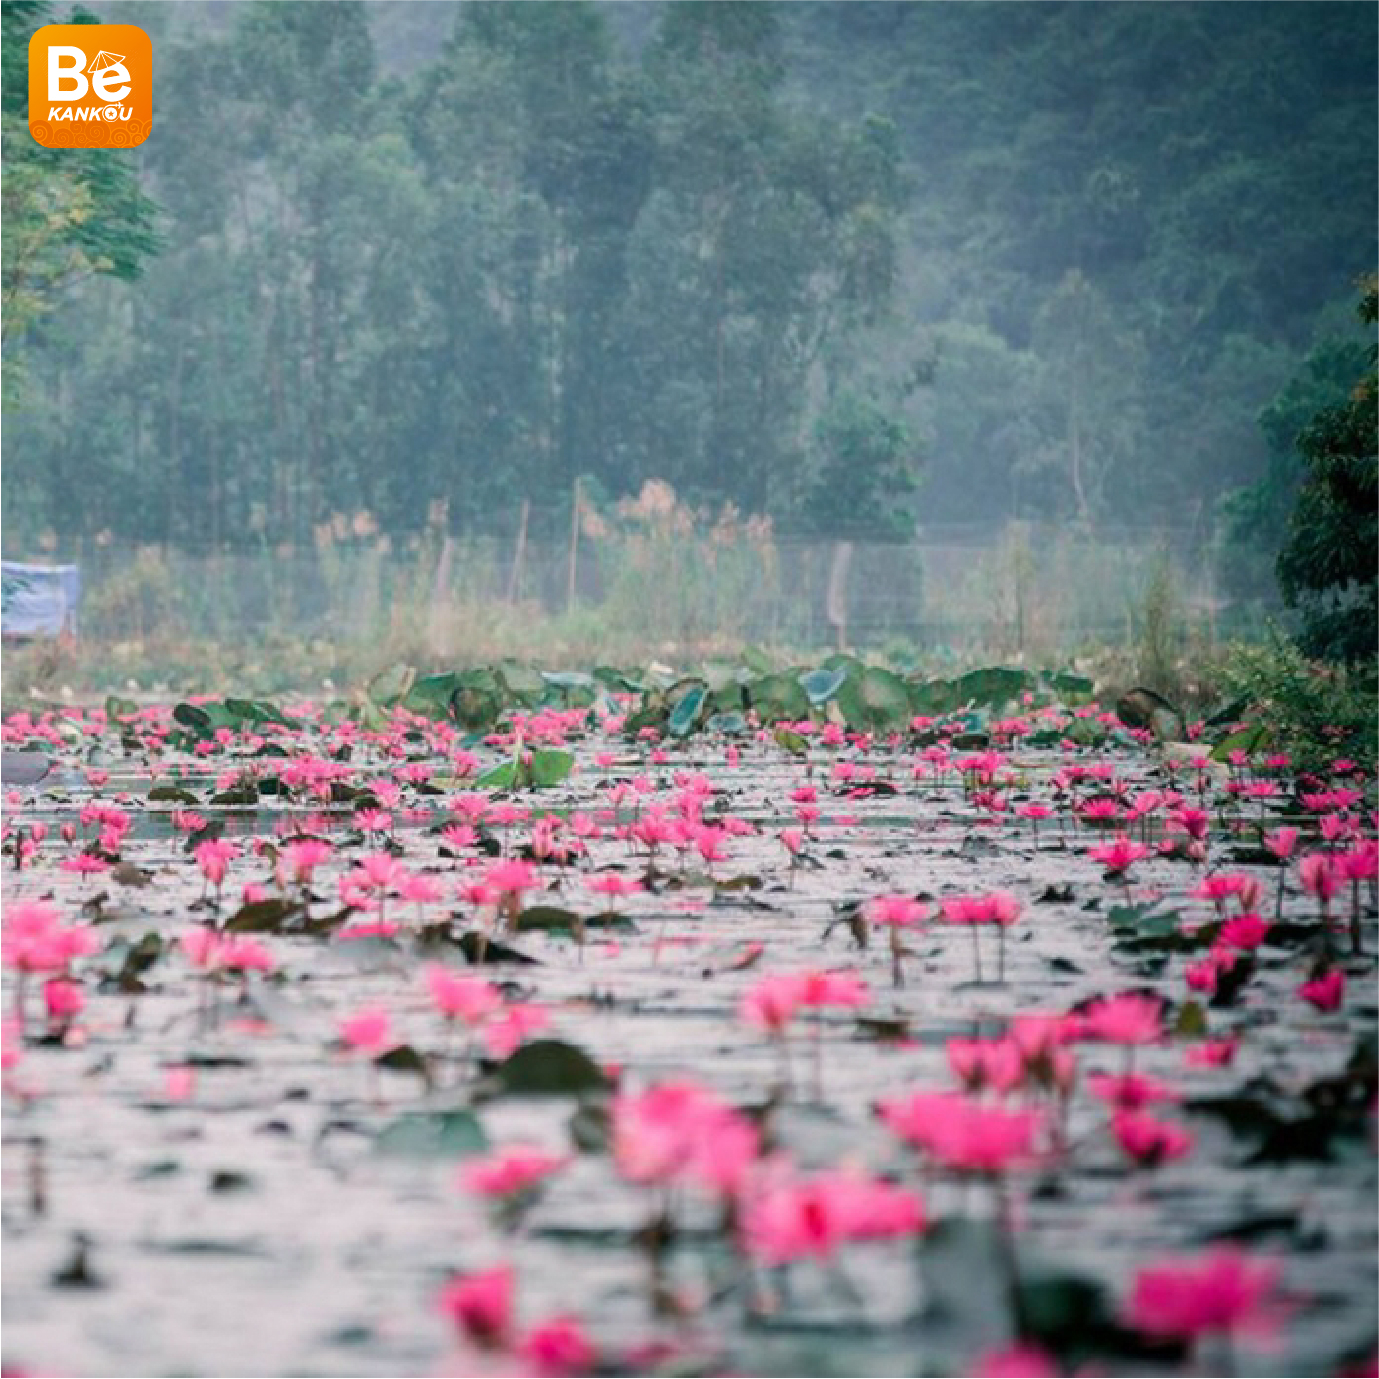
left=1, top=0, right=159, bottom=362
left=1275, top=279, right=1377, bottom=663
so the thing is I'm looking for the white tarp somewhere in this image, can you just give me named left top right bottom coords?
left=1, top=562, right=81, bottom=637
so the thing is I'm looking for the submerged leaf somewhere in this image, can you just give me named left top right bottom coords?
left=374, top=1109, right=487, bottom=1159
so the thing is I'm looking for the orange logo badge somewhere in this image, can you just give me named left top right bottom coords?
left=28, top=24, right=151, bottom=148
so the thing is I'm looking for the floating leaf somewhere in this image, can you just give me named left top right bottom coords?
left=526, top=748, right=575, bottom=788
left=209, top=1170, right=253, bottom=1194
left=457, top=931, right=540, bottom=965
left=224, top=897, right=302, bottom=933
left=487, top=1039, right=611, bottom=1097
left=514, top=904, right=584, bottom=933
left=374, top=1044, right=432, bottom=1084
left=110, top=862, right=154, bottom=888
left=374, top=1109, right=487, bottom=1159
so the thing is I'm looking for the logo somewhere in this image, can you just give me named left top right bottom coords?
left=29, top=24, right=151, bottom=148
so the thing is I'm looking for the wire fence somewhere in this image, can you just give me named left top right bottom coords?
left=28, top=515, right=1264, bottom=663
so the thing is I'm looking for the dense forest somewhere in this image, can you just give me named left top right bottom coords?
left=3, top=1, right=1375, bottom=577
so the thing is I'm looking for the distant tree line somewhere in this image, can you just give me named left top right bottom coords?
left=2, top=0, right=1374, bottom=568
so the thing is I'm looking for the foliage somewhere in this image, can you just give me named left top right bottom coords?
left=3, top=3, right=1374, bottom=549
left=1275, top=279, right=1378, bottom=663
left=3, top=0, right=904, bottom=545
left=1217, top=332, right=1369, bottom=605
left=1216, top=633, right=1377, bottom=774
left=1134, top=555, right=1183, bottom=699
left=801, top=388, right=919, bottom=538
left=1, top=0, right=160, bottom=373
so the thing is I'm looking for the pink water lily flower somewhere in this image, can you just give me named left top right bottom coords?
left=439, top=1264, right=513, bottom=1349
left=971, top=1343, right=1060, bottom=1376
left=460, top=1146, right=569, bottom=1197
left=483, top=1003, right=550, bottom=1059
left=1127, top=1247, right=1283, bottom=1342
left=425, top=965, right=502, bottom=1025
left=339, top=1007, right=393, bottom=1055
left=194, top=836, right=240, bottom=887
left=866, top=894, right=929, bottom=927
left=1299, top=968, right=1344, bottom=1012
left=587, top=872, right=642, bottom=900
left=880, top=1091, right=1040, bottom=1174
left=741, top=972, right=804, bottom=1034
left=941, top=892, right=1022, bottom=926
left=1192, top=872, right=1261, bottom=913
left=1112, top=1108, right=1194, bottom=1166
left=612, top=1079, right=759, bottom=1196
left=1080, top=992, right=1163, bottom=1046
left=742, top=1166, right=926, bottom=1264
left=1262, top=827, right=1299, bottom=862
left=484, top=858, right=540, bottom=898
left=947, top=1037, right=1025, bottom=1095
left=1090, top=836, right=1150, bottom=876
left=1086, top=1071, right=1179, bottom=1110
left=517, top=1315, right=597, bottom=1377
left=1219, top=914, right=1270, bottom=950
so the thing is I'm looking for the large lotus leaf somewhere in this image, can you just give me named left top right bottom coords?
left=623, top=692, right=668, bottom=736
left=746, top=673, right=810, bottom=723
left=223, top=698, right=298, bottom=728
left=475, top=761, right=517, bottom=789
left=451, top=667, right=504, bottom=730
left=950, top=666, right=1035, bottom=711
left=799, top=665, right=849, bottom=706
left=401, top=673, right=461, bottom=720
left=540, top=671, right=596, bottom=708
left=707, top=682, right=746, bottom=715
left=908, top=678, right=961, bottom=717
left=527, top=748, right=575, bottom=787
left=740, top=646, right=775, bottom=676
left=367, top=663, right=415, bottom=707
left=172, top=701, right=238, bottom=736
left=1116, top=687, right=1185, bottom=742
left=705, top=711, right=749, bottom=735
left=700, top=659, right=743, bottom=696
left=496, top=659, right=545, bottom=706
left=668, top=681, right=708, bottom=738
left=1046, top=670, right=1096, bottom=707
left=857, top=665, right=913, bottom=730
left=593, top=666, right=646, bottom=693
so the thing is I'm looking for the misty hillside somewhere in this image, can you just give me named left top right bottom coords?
left=4, top=1, right=1374, bottom=562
